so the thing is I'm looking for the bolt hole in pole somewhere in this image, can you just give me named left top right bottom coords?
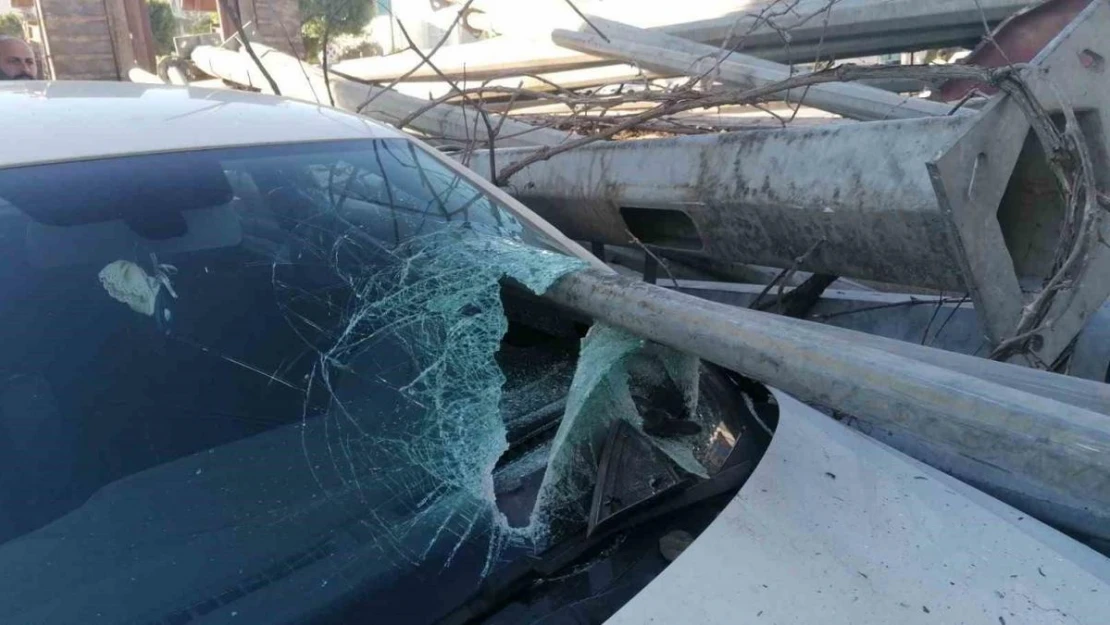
left=1079, top=49, right=1105, bottom=72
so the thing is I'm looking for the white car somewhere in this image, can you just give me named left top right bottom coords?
left=0, top=82, right=1106, bottom=625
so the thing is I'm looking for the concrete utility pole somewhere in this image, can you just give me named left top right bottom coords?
left=330, top=0, right=1035, bottom=82
left=191, top=43, right=579, bottom=148
left=545, top=268, right=1110, bottom=543
left=552, top=17, right=962, bottom=121
left=477, top=0, right=1110, bottom=369
left=660, top=0, right=1036, bottom=62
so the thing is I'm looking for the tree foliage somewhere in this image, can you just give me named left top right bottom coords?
left=186, top=11, right=218, bottom=35
left=148, top=0, right=178, bottom=56
left=0, top=13, right=24, bottom=39
left=300, top=0, right=373, bottom=61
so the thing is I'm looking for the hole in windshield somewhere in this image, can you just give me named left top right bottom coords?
left=0, top=139, right=772, bottom=625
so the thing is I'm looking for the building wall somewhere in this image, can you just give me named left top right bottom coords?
left=181, top=0, right=216, bottom=11
left=32, top=0, right=155, bottom=80
left=238, top=0, right=302, bottom=56
left=34, top=0, right=120, bottom=79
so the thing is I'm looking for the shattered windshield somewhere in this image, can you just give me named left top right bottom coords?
left=0, top=138, right=764, bottom=625
left=0, top=139, right=582, bottom=622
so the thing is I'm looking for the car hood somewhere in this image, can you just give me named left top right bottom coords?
left=607, top=390, right=1110, bottom=624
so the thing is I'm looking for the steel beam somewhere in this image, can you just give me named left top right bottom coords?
left=476, top=1, right=1110, bottom=366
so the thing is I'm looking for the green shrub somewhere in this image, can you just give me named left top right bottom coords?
left=0, top=12, right=24, bottom=39
left=148, top=0, right=177, bottom=56
left=300, top=0, right=373, bottom=61
left=187, top=12, right=218, bottom=35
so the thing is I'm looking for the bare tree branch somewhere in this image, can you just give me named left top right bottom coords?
left=321, top=17, right=335, bottom=106
left=990, top=80, right=1104, bottom=361
left=928, top=294, right=970, bottom=346
left=353, top=0, right=476, bottom=113
left=750, top=238, right=826, bottom=310
left=218, top=0, right=281, bottom=95
left=624, top=229, right=679, bottom=287
left=754, top=273, right=838, bottom=317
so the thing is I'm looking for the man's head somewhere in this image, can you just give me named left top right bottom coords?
left=0, top=36, right=37, bottom=81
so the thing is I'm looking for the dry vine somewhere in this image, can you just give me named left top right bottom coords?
left=988, top=81, right=1108, bottom=363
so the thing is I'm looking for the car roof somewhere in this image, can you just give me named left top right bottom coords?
left=0, top=81, right=406, bottom=169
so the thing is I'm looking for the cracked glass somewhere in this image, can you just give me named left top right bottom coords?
left=0, top=137, right=754, bottom=625
left=0, top=139, right=595, bottom=624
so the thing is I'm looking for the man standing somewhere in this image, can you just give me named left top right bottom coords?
left=0, top=36, right=37, bottom=80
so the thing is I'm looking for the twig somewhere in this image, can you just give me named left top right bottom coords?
left=356, top=0, right=476, bottom=113
left=920, top=292, right=946, bottom=344
left=458, top=65, right=477, bottom=166
left=393, top=84, right=585, bottom=131
left=972, top=0, right=1016, bottom=67
left=476, top=91, right=498, bottom=174
left=511, top=72, right=583, bottom=97
left=687, top=0, right=841, bottom=89
left=750, top=238, right=826, bottom=310
left=386, top=16, right=508, bottom=152
left=748, top=102, right=790, bottom=128
left=484, top=80, right=524, bottom=176
left=625, top=229, right=679, bottom=287
left=754, top=273, right=838, bottom=317
left=928, top=294, right=970, bottom=346
left=813, top=297, right=966, bottom=321
left=947, top=88, right=988, bottom=116
left=773, top=239, right=825, bottom=307
left=320, top=18, right=334, bottom=106
left=218, top=0, right=281, bottom=95
left=490, top=81, right=523, bottom=138
left=990, top=80, right=1104, bottom=361
left=272, top=14, right=324, bottom=102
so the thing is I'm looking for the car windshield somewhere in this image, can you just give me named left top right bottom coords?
left=0, top=138, right=594, bottom=624
left=0, top=137, right=764, bottom=625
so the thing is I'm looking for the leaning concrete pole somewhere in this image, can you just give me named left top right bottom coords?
left=127, top=67, right=164, bottom=84
left=552, top=17, right=962, bottom=121
left=331, top=0, right=1035, bottom=81
left=661, top=0, right=1036, bottom=63
left=479, top=0, right=1110, bottom=367
left=191, top=46, right=275, bottom=93
left=191, top=44, right=578, bottom=148
left=546, top=269, right=1110, bottom=542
